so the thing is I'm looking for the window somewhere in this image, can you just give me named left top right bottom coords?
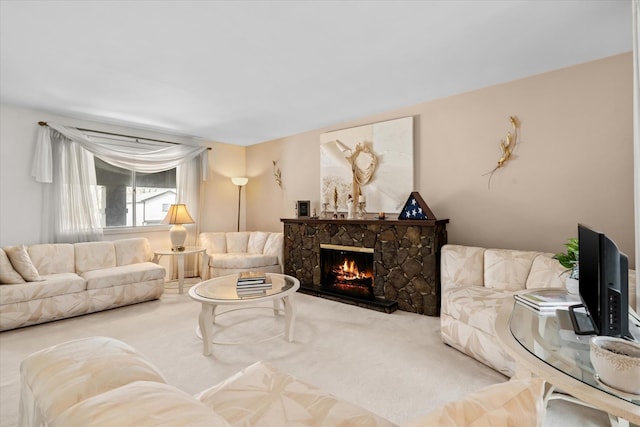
left=95, top=157, right=176, bottom=227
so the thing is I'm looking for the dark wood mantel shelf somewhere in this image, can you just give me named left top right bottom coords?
left=281, top=216, right=449, bottom=227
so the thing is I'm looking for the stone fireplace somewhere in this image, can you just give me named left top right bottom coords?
left=281, top=217, right=448, bottom=316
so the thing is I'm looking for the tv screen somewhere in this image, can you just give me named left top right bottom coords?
left=577, top=224, right=631, bottom=339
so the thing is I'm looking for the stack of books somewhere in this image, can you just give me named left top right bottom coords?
left=514, top=289, right=581, bottom=313
left=236, top=272, right=272, bottom=296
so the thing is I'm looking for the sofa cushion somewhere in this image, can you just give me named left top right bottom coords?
left=82, top=262, right=166, bottom=290
left=4, top=245, right=43, bottom=282
left=75, top=241, right=116, bottom=274
left=0, top=273, right=86, bottom=304
left=200, top=232, right=227, bottom=254
left=20, top=336, right=167, bottom=426
left=0, top=248, right=26, bottom=284
left=440, top=313, right=515, bottom=377
left=209, top=253, right=279, bottom=270
left=226, top=232, right=250, bottom=253
left=264, top=232, right=283, bottom=257
left=248, top=231, right=270, bottom=254
left=51, top=381, right=232, bottom=427
left=484, top=249, right=539, bottom=292
left=28, top=244, right=75, bottom=275
left=442, top=286, right=512, bottom=337
left=114, top=238, right=152, bottom=266
left=405, top=377, right=546, bottom=427
left=525, top=254, right=566, bottom=290
left=197, top=361, right=395, bottom=427
left=441, top=245, right=485, bottom=289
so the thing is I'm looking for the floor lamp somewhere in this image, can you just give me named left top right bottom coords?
left=231, top=177, right=248, bottom=231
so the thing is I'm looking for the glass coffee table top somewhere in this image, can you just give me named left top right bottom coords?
left=509, top=301, right=640, bottom=405
left=194, top=273, right=298, bottom=301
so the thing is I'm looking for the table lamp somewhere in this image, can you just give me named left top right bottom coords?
left=231, top=177, right=248, bottom=232
left=163, top=204, right=194, bottom=251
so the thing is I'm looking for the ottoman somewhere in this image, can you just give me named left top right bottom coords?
left=19, top=336, right=166, bottom=427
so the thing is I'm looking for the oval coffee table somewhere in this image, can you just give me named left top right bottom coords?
left=188, top=273, right=300, bottom=356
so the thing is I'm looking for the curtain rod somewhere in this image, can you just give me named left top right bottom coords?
left=38, top=121, right=211, bottom=150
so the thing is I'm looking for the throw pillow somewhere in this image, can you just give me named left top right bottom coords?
left=51, top=381, right=232, bottom=427
left=406, top=377, right=546, bottom=427
left=0, top=248, right=26, bottom=284
left=4, top=245, right=43, bottom=282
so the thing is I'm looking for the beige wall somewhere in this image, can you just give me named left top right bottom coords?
left=200, top=142, right=248, bottom=233
left=245, top=53, right=636, bottom=268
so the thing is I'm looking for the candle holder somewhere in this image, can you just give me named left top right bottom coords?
left=333, top=203, right=338, bottom=216
left=358, top=201, right=367, bottom=219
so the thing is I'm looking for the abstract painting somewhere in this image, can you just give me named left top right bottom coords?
left=320, top=116, right=414, bottom=213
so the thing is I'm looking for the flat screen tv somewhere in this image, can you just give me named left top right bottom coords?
left=571, top=224, right=633, bottom=340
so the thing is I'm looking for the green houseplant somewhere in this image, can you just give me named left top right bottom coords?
left=553, top=237, right=579, bottom=279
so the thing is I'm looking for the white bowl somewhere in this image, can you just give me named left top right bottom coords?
left=590, top=336, right=640, bottom=395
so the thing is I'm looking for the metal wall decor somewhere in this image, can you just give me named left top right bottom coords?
left=484, top=116, right=520, bottom=189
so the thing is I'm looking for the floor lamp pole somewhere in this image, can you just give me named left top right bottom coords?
left=231, top=177, right=248, bottom=232
left=236, top=185, right=242, bottom=232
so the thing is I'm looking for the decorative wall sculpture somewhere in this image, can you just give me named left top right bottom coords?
left=320, top=116, right=414, bottom=213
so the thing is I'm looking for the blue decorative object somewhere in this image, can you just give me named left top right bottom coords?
left=398, top=192, right=436, bottom=220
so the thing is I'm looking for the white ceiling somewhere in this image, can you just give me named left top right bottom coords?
left=0, top=1, right=633, bottom=146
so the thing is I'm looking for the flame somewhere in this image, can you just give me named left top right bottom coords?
left=335, top=258, right=370, bottom=281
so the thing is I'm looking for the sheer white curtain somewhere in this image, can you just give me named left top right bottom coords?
left=633, top=0, right=639, bottom=311
left=33, top=123, right=207, bottom=180
left=177, top=155, right=206, bottom=277
left=33, top=123, right=208, bottom=244
left=41, top=130, right=104, bottom=243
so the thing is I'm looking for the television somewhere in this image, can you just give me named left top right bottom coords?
left=569, top=224, right=633, bottom=340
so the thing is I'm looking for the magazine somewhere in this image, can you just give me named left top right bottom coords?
left=514, top=289, right=581, bottom=312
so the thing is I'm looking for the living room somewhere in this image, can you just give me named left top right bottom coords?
left=1, top=1, right=639, bottom=426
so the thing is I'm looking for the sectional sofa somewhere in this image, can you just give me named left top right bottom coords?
left=19, top=336, right=546, bottom=427
left=0, top=238, right=165, bottom=331
left=440, top=244, right=637, bottom=377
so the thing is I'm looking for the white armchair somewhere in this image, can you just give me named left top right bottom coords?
left=198, top=231, right=283, bottom=278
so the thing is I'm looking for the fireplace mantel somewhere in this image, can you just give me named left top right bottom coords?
left=281, top=216, right=448, bottom=316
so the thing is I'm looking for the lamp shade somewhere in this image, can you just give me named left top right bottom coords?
left=231, top=177, right=249, bottom=186
left=163, top=204, right=194, bottom=225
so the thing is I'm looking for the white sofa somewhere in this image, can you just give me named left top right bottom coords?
left=199, top=231, right=283, bottom=278
left=19, top=336, right=546, bottom=427
left=440, top=244, right=637, bottom=377
left=0, top=238, right=165, bottom=331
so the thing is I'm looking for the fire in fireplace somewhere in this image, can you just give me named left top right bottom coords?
left=320, top=244, right=374, bottom=300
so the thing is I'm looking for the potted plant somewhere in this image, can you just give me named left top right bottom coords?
left=553, top=237, right=579, bottom=294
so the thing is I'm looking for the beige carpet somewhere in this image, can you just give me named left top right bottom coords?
left=0, top=281, right=612, bottom=426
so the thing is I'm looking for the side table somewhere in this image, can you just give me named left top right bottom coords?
left=153, top=247, right=208, bottom=294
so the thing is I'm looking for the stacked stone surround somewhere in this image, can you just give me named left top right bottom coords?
left=282, top=218, right=448, bottom=316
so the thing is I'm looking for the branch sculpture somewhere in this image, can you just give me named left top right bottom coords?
left=272, top=160, right=282, bottom=188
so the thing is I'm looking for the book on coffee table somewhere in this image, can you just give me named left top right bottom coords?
left=514, top=289, right=581, bottom=312
left=237, top=271, right=267, bottom=285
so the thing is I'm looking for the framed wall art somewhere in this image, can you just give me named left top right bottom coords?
left=296, top=200, right=311, bottom=218
left=320, top=116, right=413, bottom=213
